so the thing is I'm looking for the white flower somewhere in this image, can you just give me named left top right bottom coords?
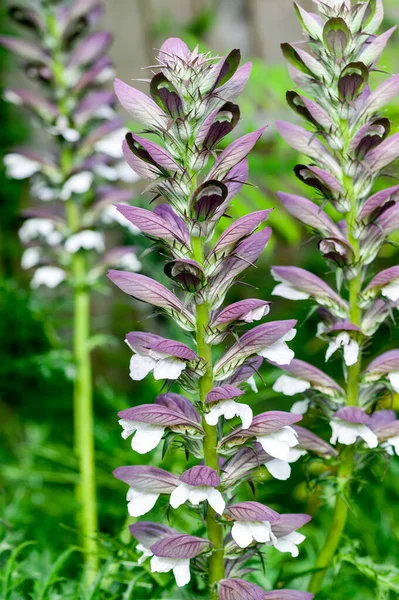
left=129, top=352, right=186, bottom=381
left=257, top=425, right=299, bottom=460
left=126, top=487, right=159, bottom=517
left=264, top=448, right=307, bottom=481
left=242, top=304, right=270, bottom=323
left=95, top=128, right=127, bottom=158
left=31, top=266, right=66, bottom=289
left=205, top=400, right=253, bottom=429
left=19, top=219, right=62, bottom=247
left=170, top=482, right=225, bottom=515
left=388, top=372, right=399, bottom=393
left=381, top=279, right=399, bottom=302
left=150, top=556, right=190, bottom=587
left=64, top=230, right=105, bottom=253
left=102, top=204, right=140, bottom=234
left=4, top=153, right=41, bottom=179
left=272, top=531, right=306, bottom=557
left=21, top=247, right=41, bottom=270
left=60, top=171, right=94, bottom=200
left=136, top=542, right=153, bottom=565
left=290, top=399, right=310, bottom=415
left=231, top=520, right=277, bottom=549
left=119, top=419, right=165, bottom=454
left=272, top=283, right=310, bottom=301
left=258, top=328, right=296, bottom=365
left=116, top=252, right=142, bottom=272
left=31, top=180, right=57, bottom=202
left=117, top=160, right=140, bottom=182
left=330, top=419, right=378, bottom=448
left=385, top=435, right=399, bottom=455
left=326, top=332, right=359, bottom=367
left=273, top=374, right=311, bottom=396
left=48, top=116, right=80, bottom=143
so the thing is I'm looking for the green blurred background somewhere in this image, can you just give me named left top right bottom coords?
left=1, top=1, right=399, bottom=598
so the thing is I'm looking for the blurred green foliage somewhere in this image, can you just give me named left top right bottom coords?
left=1, top=1, right=399, bottom=598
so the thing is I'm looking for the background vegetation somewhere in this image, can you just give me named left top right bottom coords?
left=1, top=1, right=399, bottom=598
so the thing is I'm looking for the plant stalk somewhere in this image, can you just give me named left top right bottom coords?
left=191, top=235, right=224, bottom=599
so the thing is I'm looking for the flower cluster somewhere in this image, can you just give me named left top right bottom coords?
left=1, top=0, right=141, bottom=289
left=109, top=39, right=316, bottom=598
left=274, top=0, right=399, bottom=592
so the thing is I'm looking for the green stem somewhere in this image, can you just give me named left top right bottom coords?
left=191, top=235, right=224, bottom=598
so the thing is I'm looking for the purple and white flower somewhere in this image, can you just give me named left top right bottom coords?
left=363, top=350, right=399, bottom=393
left=205, top=385, right=253, bottom=429
left=270, top=513, right=311, bottom=557
left=330, top=407, right=378, bottom=448
left=150, top=533, right=211, bottom=587
left=170, top=466, right=225, bottom=514
left=224, top=501, right=280, bottom=549
left=31, top=266, right=66, bottom=289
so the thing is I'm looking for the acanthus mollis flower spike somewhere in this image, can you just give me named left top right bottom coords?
left=150, top=534, right=212, bottom=587
left=330, top=407, right=378, bottom=449
left=362, top=350, right=399, bottom=394
left=170, top=466, right=225, bottom=515
left=214, top=320, right=297, bottom=381
left=271, top=266, right=348, bottom=317
left=113, top=466, right=179, bottom=517
left=218, top=578, right=314, bottom=600
left=205, top=384, right=253, bottom=429
left=118, top=404, right=204, bottom=454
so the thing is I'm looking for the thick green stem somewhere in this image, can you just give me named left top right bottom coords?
left=191, top=235, right=224, bottom=598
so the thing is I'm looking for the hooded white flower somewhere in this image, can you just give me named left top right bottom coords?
left=258, top=329, right=296, bottom=365
left=273, top=374, right=311, bottom=396
left=126, top=486, right=160, bottom=517
left=326, top=332, right=359, bottom=366
left=31, top=266, right=66, bottom=289
left=60, top=171, right=94, bottom=200
left=231, top=520, right=277, bottom=549
left=381, top=278, right=399, bottom=302
left=4, top=153, right=42, bottom=179
left=21, top=247, right=41, bottom=270
left=272, top=530, right=306, bottom=557
left=264, top=448, right=307, bottom=481
left=64, top=230, right=105, bottom=253
left=150, top=556, right=190, bottom=588
left=256, top=425, right=299, bottom=460
left=118, top=419, right=165, bottom=454
left=170, top=483, right=225, bottom=515
left=205, top=400, right=253, bottom=429
left=129, top=352, right=186, bottom=381
left=19, top=218, right=62, bottom=247
left=272, top=283, right=310, bottom=301
left=330, top=420, right=378, bottom=448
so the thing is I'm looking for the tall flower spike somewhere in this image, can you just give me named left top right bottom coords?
left=277, top=0, right=399, bottom=595
left=110, top=38, right=305, bottom=598
left=1, top=0, right=141, bottom=581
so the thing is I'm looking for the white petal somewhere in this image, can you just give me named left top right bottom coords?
left=330, top=420, right=358, bottom=446
left=131, top=424, right=165, bottom=454
left=243, top=305, right=270, bottom=322
left=126, top=488, right=159, bottom=517
left=265, top=458, right=291, bottom=480
left=187, top=486, right=209, bottom=506
left=64, top=230, right=105, bottom=253
left=326, top=339, right=339, bottom=362
left=21, top=247, right=41, bottom=270
left=259, top=341, right=294, bottom=366
left=387, top=435, right=399, bottom=455
left=343, top=340, right=359, bottom=367
left=273, top=532, right=305, bottom=557
left=153, top=357, right=186, bottom=380
left=118, top=418, right=137, bottom=439
left=61, top=171, right=94, bottom=200
left=31, top=266, right=66, bottom=289
left=357, top=424, right=378, bottom=449
left=129, top=354, right=156, bottom=381
left=116, top=253, right=142, bottom=271
left=382, top=279, right=399, bottom=302
left=237, top=403, right=253, bottom=429
left=173, top=559, right=191, bottom=587
left=231, top=522, right=253, bottom=548
left=290, top=399, right=310, bottom=415
left=273, top=375, right=311, bottom=396
left=205, top=405, right=223, bottom=426
left=272, top=283, right=310, bottom=300
left=95, top=128, right=127, bottom=158
left=388, top=372, right=399, bottom=394
left=257, top=426, right=299, bottom=460
left=151, top=555, right=173, bottom=574
left=286, top=448, right=307, bottom=462
left=4, top=153, right=41, bottom=179
left=206, top=488, right=226, bottom=515
left=250, top=521, right=274, bottom=543
left=136, top=543, right=152, bottom=565
left=170, top=483, right=190, bottom=509
left=247, top=375, right=258, bottom=393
